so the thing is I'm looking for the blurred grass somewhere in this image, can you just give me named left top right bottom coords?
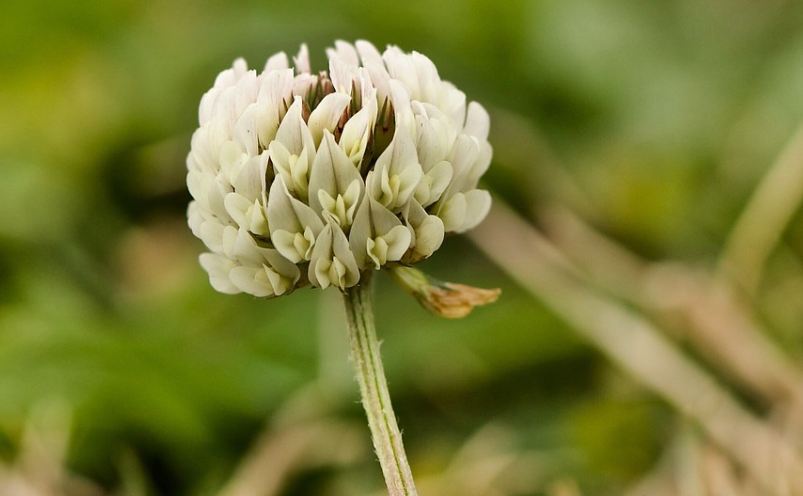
left=3, top=0, right=803, bottom=494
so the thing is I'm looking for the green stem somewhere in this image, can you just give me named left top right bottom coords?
left=342, top=273, right=418, bottom=496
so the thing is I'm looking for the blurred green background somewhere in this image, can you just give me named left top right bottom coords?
left=3, top=0, right=803, bottom=494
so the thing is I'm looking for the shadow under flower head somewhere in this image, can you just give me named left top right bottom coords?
left=187, top=40, right=492, bottom=296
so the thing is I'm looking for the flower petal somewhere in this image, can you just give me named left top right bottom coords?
left=457, top=189, right=491, bottom=233
left=293, top=43, right=310, bottom=74
left=307, top=93, right=351, bottom=146
left=308, top=131, right=364, bottom=227
left=463, top=101, right=490, bottom=140
left=265, top=51, right=289, bottom=71
left=199, top=253, right=240, bottom=294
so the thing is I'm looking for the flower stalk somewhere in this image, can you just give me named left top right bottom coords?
left=342, top=272, right=418, bottom=496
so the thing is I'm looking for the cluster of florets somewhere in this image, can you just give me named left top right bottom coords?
left=187, top=41, right=492, bottom=296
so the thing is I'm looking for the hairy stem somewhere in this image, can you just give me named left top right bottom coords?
left=342, top=273, right=418, bottom=496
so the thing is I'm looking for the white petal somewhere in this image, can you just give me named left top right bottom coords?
left=229, top=265, right=274, bottom=297
left=271, top=230, right=302, bottom=263
left=464, top=101, right=490, bottom=140
left=307, top=93, right=350, bottom=145
left=328, top=56, right=358, bottom=95
left=265, top=51, right=289, bottom=71
left=292, top=73, right=318, bottom=98
left=411, top=51, right=440, bottom=103
left=224, top=192, right=252, bottom=227
left=439, top=192, right=467, bottom=232
left=234, top=103, right=260, bottom=156
left=199, top=253, right=240, bottom=294
left=388, top=79, right=414, bottom=133
left=457, top=189, right=491, bottom=233
left=199, top=219, right=226, bottom=252
left=187, top=201, right=205, bottom=238
left=463, top=140, right=493, bottom=192
left=414, top=160, right=452, bottom=207
left=383, top=46, right=419, bottom=99
left=355, top=40, right=383, bottom=66
left=334, top=40, right=360, bottom=66
left=274, top=96, right=315, bottom=154
left=383, top=225, right=412, bottom=262
left=231, top=151, right=268, bottom=202
left=293, top=43, right=310, bottom=74
left=258, top=68, right=294, bottom=106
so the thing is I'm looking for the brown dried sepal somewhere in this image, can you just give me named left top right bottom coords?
left=389, top=265, right=500, bottom=319
left=422, top=282, right=501, bottom=319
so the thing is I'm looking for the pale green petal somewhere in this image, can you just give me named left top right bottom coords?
left=309, top=224, right=334, bottom=288
left=266, top=177, right=323, bottom=257
left=404, top=200, right=444, bottom=260
left=270, top=138, right=312, bottom=201
left=369, top=128, right=423, bottom=211
left=309, top=222, right=359, bottom=289
left=330, top=222, right=359, bottom=285
left=268, top=140, right=292, bottom=184
left=308, top=131, right=364, bottom=226
left=366, top=236, right=387, bottom=269
left=348, top=197, right=371, bottom=268
left=349, top=197, right=410, bottom=269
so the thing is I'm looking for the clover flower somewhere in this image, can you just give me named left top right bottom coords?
left=187, top=40, right=492, bottom=296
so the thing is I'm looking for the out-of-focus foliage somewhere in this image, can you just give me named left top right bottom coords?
left=3, top=0, right=803, bottom=494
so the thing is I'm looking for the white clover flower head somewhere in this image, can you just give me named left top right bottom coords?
left=187, top=40, right=492, bottom=296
